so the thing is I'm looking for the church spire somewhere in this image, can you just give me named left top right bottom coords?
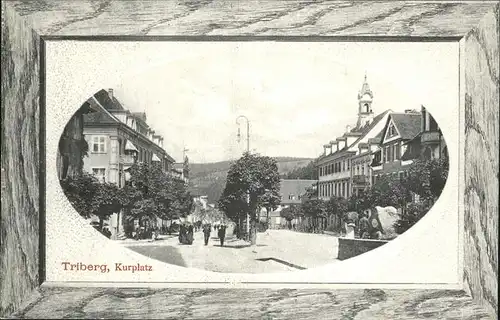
left=356, top=73, right=374, bottom=128
left=358, top=72, right=373, bottom=100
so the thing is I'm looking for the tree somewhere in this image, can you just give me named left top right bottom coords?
left=403, top=157, right=449, bottom=204
left=259, top=189, right=281, bottom=227
left=60, top=172, right=99, bottom=219
left=60, top=172, right=123, bottom=230
left=393, top=201, right=430, bottom=234
left=126, top=162, right=193, bottom=225
left=324, top=196, right=348, bottom=231
left=280, top=204, right=301, bottom=228
left=92, top=181, right=123, bottom=230
left=301, top=198, right=327, bottom=232
left=218, top=152, right=281, bottom=245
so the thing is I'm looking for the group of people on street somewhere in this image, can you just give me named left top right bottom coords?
left=178, top=223, right=194, bottom=244
left=202, top=223, right=227, bottom=246
left=344, top=208, right=384, bottom=240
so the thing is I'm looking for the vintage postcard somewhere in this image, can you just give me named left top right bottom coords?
left=44, top=40, right=460, bottom=288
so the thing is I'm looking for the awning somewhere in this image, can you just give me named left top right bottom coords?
left=152, top=153, right=161, bottom=162
left=125, top=140, right=138, bottom=152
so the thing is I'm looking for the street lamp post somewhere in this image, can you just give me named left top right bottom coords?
left=236, top=115, right=251, bottom=241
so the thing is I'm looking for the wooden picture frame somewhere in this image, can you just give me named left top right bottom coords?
left=1, top=1, right=498, bottom=318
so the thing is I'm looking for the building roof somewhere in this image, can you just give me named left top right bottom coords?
left=352, top=109, right=390, bottom=136
left=317, top=109, right=390, bottom=163
left=386, top=112, right=422, bottom=141
left=83, top=97, right=120, bottom=125
left=94, top=89, right=126, bottom=111
left=83, top=89, right=176, bottom=163
left=368, top=130, right=384, bottom=144
left=401, top=134, right=422, bottom=161
left=280, top=179, right=316, bottom=204
left=132, top=112, right=147, bottom=123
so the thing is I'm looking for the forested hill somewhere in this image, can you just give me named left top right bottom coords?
left=188, top=157, right=316, bottom=204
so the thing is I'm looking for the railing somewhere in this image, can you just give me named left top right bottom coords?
left=421, top=131, right=441, bottom=143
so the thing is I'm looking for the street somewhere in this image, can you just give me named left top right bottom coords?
left=123, top=228, right=340, bottom=273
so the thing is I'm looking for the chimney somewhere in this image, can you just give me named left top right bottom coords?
left=323, top=144, right=330, bottom=155
left=337, top=138, right=346, bottom=149
left=108, top=88, right=114, bottom=100
left=346, top=125, right=351, bottom=133
left=330, top=141, right=338, bottom=153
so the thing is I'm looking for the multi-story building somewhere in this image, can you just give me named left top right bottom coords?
left=172, top=156, right=190, bottom=183
left=316, top=76, right=391, bottom=200
left=349, top=132, right=384, bottom=196
left=262, top=179, right=316, bottom=228
left=370, top=110, right=422, bottom=183
left=401, top=105, right=448, bottom=162
left=82, top=88, right=176, bottom=238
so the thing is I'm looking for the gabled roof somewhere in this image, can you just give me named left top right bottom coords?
left=94, top=89, right=126, bottom=111
left=381, top=112, right=421, bottom=142
left=368, top=130, right=384, bottom=145
left=280, top=179, right=317, bottom=204
left=350, top=110, right=390, bottom=143
left=83, top=97, right=120, bottom=125
left=317, top=110, right=390, bottom=163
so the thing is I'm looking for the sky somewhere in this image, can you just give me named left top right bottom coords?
left=97, top=41, right=457, bottom=163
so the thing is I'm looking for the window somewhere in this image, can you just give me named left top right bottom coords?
left=396, top=143, right=401, bottom=160
left=91, top=136, right=106, bottom=153
left=361, top=165, right=365, bottom=175
left=92, top=168, right=106, bottom=183
left=387, top=123, right=397, bottom=138
left=399, top=172, right=404, bottom=181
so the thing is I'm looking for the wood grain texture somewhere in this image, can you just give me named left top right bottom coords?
left=1, top=0, right=499, bottom=318
left=9, top=287, right=496, bottom=319
left=6, top=0, right=498, bottom=37
left=463, top=3, right=499, bottom=318
left=0, top=3, right=41, bottom=317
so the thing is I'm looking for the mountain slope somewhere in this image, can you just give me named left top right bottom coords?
left=188, top=157, right=315, bottom=204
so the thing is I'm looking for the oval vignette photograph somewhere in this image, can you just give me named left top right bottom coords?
left=56, top=41, right=453, bottom=274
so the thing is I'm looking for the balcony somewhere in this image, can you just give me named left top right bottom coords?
left=352, top=175, right=368, bottom=184
left=120, top=154, right=136, bottom=165
left=421, top=131, right=441, bottom=144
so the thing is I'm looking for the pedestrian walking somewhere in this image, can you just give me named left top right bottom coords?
left=187, top=224, right=194, bottom=244
left=218, top=224, right=227, bottom=247
left=358, top=211, right=370, bottom=239
left=203, top=223, right=211, bottom=246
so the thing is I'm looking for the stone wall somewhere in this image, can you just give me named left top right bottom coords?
left=337, top=238, right=389, bottom=261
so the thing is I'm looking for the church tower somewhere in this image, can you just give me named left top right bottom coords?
left=356, top=74, right=374, bottom=128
